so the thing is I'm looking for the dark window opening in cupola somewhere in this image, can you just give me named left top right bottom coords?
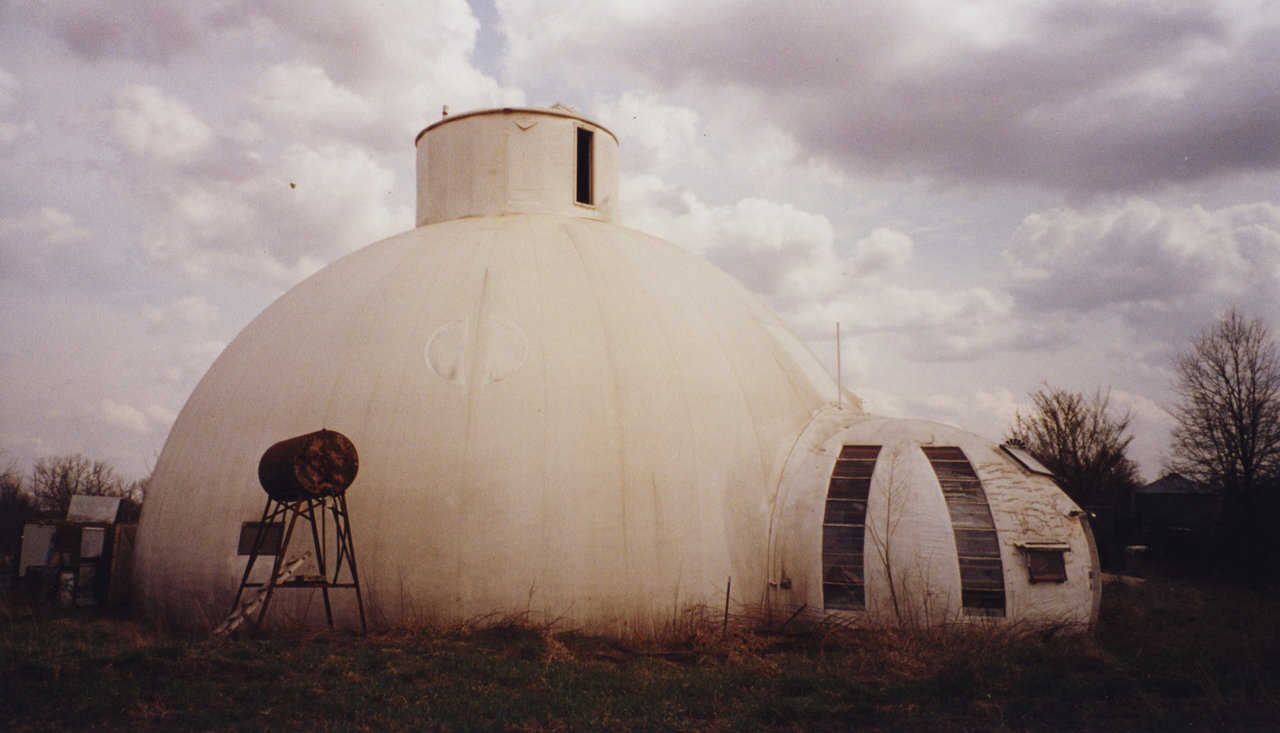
left=576, top=127, right=593, bottom=205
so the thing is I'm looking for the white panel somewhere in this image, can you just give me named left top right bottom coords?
left=19, top=524, right=56, bottom=576
left=81, top=526, right=107, bottom=558
left=67, top=494, right=120, bottom=522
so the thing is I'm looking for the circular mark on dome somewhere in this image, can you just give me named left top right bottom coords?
left=425, top=320, right=466, bottom=384
left=424, top=317, right=528, bottom=386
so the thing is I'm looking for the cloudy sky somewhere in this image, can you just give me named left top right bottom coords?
left=2, top=0, right=1278, bottom=482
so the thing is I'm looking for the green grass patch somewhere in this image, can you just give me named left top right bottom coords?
left=3, top=580, right=1279, bottom=730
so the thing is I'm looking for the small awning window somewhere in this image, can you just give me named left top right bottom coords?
left=1017, top=542, right=1069, bottom=583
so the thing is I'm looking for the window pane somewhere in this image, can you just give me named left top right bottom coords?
left=827, top=476, right=870, bottom=500
left=823, top=583, right=864, bottom=610
left=823, top=524, right=864, bottom=553
left=959, top=557, right=1004, bottom=589
left=1027, top=549, right=1068, bottom=583
left=823, top=557, right=864, bottom=584
left=962, top=589, right=1006, bottom=614
left=831, top=459, right=876, bottom=478
left=840, top=445, right=881, bottom=460
left=822, top=445, right=879, bottom=611
left=924, top=446, right=1006, bottom=617
left=823, top=499, right=867, bottom=524
left=954, top=529, right=1001, bottom=558
left=947, top=501, right=995, bottom=529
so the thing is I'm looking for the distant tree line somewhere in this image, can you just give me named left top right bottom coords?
left=1009, top=309, right=1280, bottom=588
left=0, top=455, right=146, bottom=561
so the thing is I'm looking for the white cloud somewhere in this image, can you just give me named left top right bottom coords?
left=790, top=283, right=1020, bottom=359
left=254, top=0, right=524, bottom=147
left=499, top=0, right=1280, bottom=192
left=856, top=384, right=1025, bottom=443
left=849, top=228, right=914, bottom=277
left=622, top=178, right=842, bottom=303
left=251, top=63, right=378, bottom=135
left=101, top=399, right=150, bottom=433
left=1006, top=198, right=1280, bottom=334
left=254, top=142, right=410, bottom=264
left=0, top=207, right=92, bottom=286
left=0, top=66, right=17, bottom=108
left=0, top=206, right=90, bottom=244
left=142, top=296, right=220, bottom=331
left=137, top=141, right=408, bottom=285
left=112, top=84, right=213, bottom=164
left=590, top=91, right=705, bottom=174
left=0, top=120, right=37, bottom=146
left=146, top=404, right=178, bottom=427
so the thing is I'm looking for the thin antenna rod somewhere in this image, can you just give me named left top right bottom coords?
left=835, top=322, right=842, bottom=408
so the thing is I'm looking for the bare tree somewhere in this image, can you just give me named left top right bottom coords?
left=1008, top=386, right=1141, bottom=508
left=1, top=461, right=38, bottom=557
left=30, top=454, right=126, bottom=516
left=119, top=474, right=149, bottom=522
left=1170, top=309, right=1280, bottom=584
left=1008, top=386, right=1140, bottom=569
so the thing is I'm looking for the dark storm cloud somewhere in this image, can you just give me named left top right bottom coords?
left=20, top=1, right=203, bottom=62
left=512, top=1, right=1277, bottom=194
left=800, top=4, right=1236, bottom=190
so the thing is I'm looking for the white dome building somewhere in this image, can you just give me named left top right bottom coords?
left=134, top=107, right=1100, bottom=632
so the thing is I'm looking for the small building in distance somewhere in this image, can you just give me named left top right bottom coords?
left=1131, top=473, right=1220, bottom=574
left=134, top=105, right=1101, bottom=632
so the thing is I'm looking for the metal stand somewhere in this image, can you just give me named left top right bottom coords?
left=222, top=493, right=366, bottom=635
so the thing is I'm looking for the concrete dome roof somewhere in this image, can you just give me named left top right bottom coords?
left=135, top=210, right=843, bottom=629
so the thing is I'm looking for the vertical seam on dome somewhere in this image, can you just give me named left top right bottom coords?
left=460, top=231, right=502, bottom=523
left=526, top=216, right=554, bottom=577
left=608, top=224, right=703, bottom=595
left=319, top=239, right=428, bottom=428
left=562, top=221, right=630, bottom=565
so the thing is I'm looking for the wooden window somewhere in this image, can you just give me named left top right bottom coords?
left=576, top=128, right=593, bottom=205
left=1019, top=543, right=1069, bottom=583
left=923, top=446, right=1006, bottom=617
left=822, top=445, right=879, bottom=610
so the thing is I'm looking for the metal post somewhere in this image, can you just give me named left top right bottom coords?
left=836, top=321, right=842, bottom=408
left=722, top=577, right=731, bottom=635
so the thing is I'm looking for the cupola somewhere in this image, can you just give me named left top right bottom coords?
left=414, top=107, right=619, bottom=225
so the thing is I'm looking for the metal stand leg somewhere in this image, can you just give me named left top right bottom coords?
left=218, top=492, right=367, bottom=635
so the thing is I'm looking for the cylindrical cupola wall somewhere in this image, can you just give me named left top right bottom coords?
left=415, top=108, right=619, bottom=226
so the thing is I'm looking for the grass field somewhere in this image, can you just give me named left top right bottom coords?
left=3, top=578, right=1279, bottom=731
